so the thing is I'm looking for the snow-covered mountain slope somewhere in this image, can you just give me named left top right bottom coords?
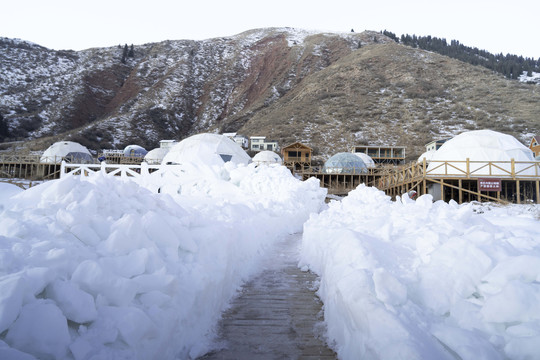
left=1, top=28, right=539, bottom=160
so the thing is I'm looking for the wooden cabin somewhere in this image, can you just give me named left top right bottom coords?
left=530, top=135, right=540, bottom=157
left=281, top=142, right=312, bottom=172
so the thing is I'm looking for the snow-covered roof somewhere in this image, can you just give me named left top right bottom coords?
left=427, top=130, right=536, bottom=176
left=40, top=141, right=93, bottom=164
left=162, top=133, right=251, bottom=167
left=144, top=147, right=169, bottom=165
left=252, top=150, right=283, bottom=165
left=123, top=145, right=147, bottom=157
left=323, top=152, right=367, bottom=174
left=353, top=152, right=375, bottom=168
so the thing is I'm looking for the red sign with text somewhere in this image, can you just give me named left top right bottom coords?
left=478, top=178, right=501, bottom=192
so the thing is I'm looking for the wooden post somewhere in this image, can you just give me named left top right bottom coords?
left=516, top=179, right=521, bottom=204
left=536, top=180, right=540, bottom=204
left=511, top=159, right=515, bottom=179
left=466, top=158, right=470, bottom=179
left=440, top=179, right=444, bottom=202
left=458, top=179, right=463, bottom=204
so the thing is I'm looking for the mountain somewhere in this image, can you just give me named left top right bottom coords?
left=1, top=28, right=539, bottom=162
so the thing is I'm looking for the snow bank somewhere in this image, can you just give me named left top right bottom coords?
left=300, top=184, right=540, bottom=360
left=0, top=162, right=326, bottom=359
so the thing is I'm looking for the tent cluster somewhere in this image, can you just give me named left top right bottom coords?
left=42, top=134, right=284, bottom=169
left=41, top=130, right=536, bottom=175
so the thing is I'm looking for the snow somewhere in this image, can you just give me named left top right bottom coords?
left=0, top=162, right=326, bottom=359
left=300, top=184, right=540, bottom=360
left=1, top=139, right=540, bottom=359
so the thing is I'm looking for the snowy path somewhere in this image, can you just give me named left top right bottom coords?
left=199, top=233, right=336, bottom=360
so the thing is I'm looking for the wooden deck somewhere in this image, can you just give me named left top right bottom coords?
left=378, top=159, right=540, bottom=204
left=300, top=167, right=388, bottom=196
left=0, top=154, right=66, bottom=180
left=298, top=159, right=540, bottom=204
left=199, top=234, right=336, bottom=360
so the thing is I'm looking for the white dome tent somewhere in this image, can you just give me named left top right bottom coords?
left=162, top=133, right=251, bottom=167
left=252, top=151, right=282, bottom=166
left=323, top=152, right=367, bottom=174
left=427, top=130, right=536, bottom=176
left=353, top=152, right=375, bottom=168
left=40, top=141, right=93, bottom=164
left=417, top=150, right=436, bottom=164
left=144, top=148, right=169, bottom=165
left=123, top=145, right=147, bottom=158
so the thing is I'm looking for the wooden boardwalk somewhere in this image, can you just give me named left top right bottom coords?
left=199, top=234, right=336, bottom=360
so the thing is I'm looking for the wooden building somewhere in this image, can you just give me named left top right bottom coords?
left=425, top=138, right=450, bottom=152
left=250, top=136, right=279, bottom=152
left=530, top=135, right=540, bottom=157
left=351, top=145, right=406, bottom=165
left=282, top=142, right=312, bottom=172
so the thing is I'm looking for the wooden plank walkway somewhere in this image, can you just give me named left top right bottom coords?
left=199, top=234, right=336, bottom=360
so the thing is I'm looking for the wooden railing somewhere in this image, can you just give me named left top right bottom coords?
left=380, top=159, right=540, bottom=190
left=60, top=162, right=161, bottom=179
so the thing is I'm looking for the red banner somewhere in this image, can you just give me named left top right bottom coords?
left=478, top=178, right=502, bottom=192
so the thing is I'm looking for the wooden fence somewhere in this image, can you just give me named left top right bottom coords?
left=379, top=159, right=540, bottom=204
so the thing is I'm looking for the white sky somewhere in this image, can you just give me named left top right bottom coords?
left=1, top=0, right=539, bottom=58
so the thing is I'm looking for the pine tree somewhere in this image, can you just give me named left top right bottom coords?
left=128, top=44, right=134, bottom=58
left=0, top=114, right=9, bottom=141
left=121, top=44, right=128, bottom=64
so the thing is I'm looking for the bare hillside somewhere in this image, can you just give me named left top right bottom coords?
left=1, top=29, right=538, bottom=161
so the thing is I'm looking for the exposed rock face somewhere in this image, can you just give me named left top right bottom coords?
left=1, top=28, right=539, bottom=161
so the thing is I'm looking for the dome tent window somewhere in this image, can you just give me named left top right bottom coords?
left=323, top=152, right=367, bottom=174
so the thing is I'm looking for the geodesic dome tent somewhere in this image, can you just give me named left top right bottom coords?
left=40, top=141, right=93, bottom=164
left=323, top=152, right=367, bottom=174
left=427, top=130, right=537, bottom=176
left=144, top=148, right=169, bottom=165
left=353, top=152, right=375, bottom=168
left=123, top=145, right=147, bottom=157
left=252, top=151, right=282, bottom=165
left=162, top=133, right=251, bottom=167
left=417, top=150, right=436, bottom=163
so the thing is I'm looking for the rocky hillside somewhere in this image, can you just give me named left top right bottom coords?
left=1, top=28, right=539, bottom=162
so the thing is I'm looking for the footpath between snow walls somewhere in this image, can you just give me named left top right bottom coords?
left=300, top=184, right=540, bottom=360
left=0, top=163, right=326, bottom=360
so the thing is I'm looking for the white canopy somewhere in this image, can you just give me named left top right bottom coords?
left=427, top=130, right=536, bottom=176
left=40, top=141, right=93, bottom=164
left=162, top=133, right=251, bottom=167
left=353, top=152, right=376, bottom=168
left=252, top=151, right=282, bottom=165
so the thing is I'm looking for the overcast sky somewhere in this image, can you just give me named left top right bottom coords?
left=2, top=0, right=539, bottom=58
